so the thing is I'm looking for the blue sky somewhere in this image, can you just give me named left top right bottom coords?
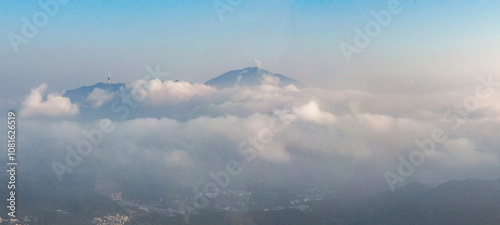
left=1, top=0, right=500, bottom=105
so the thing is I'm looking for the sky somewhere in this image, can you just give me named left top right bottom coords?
left=2, top=0, right=500, bottom=196
left=2, top=0, right=500, bottom=103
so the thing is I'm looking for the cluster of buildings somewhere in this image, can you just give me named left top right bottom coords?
left=92, top=214, right=129, bottom=225
left=0, top=216, right=34, bottom=225
left=111, top=192, right=122, bottom=201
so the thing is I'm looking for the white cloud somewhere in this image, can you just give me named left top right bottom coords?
left=254, top=59, right=262, bottom=68
left=164, top=150, right=193, bottom=168
left=86, top=88, right=115, bottom=108
left=260, top=74, right=280, bottom=86
left=292, top=100, right=336, bottom=124
left=20, top=84, right=79, bottom=117
left=127, top=79, right=215, bottom=105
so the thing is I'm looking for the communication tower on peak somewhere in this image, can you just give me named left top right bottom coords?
left=107, top=71, right=112, bottom=84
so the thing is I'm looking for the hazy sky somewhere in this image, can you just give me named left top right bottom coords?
left=2, top=0, right=500, bottom=105
left=2, top=0, right=500, bottom=195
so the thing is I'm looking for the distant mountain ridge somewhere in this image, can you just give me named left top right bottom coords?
left=62, top=67, right=304, bottom=104
left=63, top=82, right=124, bottom=103
left=205, top=67, right=304, bottom=89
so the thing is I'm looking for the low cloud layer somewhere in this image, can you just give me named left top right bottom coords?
left=16, top=76, right=500, bottom=195
left=20, top=84, right=79, bottom=117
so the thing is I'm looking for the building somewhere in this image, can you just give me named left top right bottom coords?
left=111, top=192, right=122, bottom=200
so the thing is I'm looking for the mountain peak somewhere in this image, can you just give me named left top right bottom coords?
left=63, top=82, right=124, bottom=103
left=205, top=67, right=304, bottom=89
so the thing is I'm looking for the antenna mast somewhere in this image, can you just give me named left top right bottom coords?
left=107, top=71, right=111, bottom=84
